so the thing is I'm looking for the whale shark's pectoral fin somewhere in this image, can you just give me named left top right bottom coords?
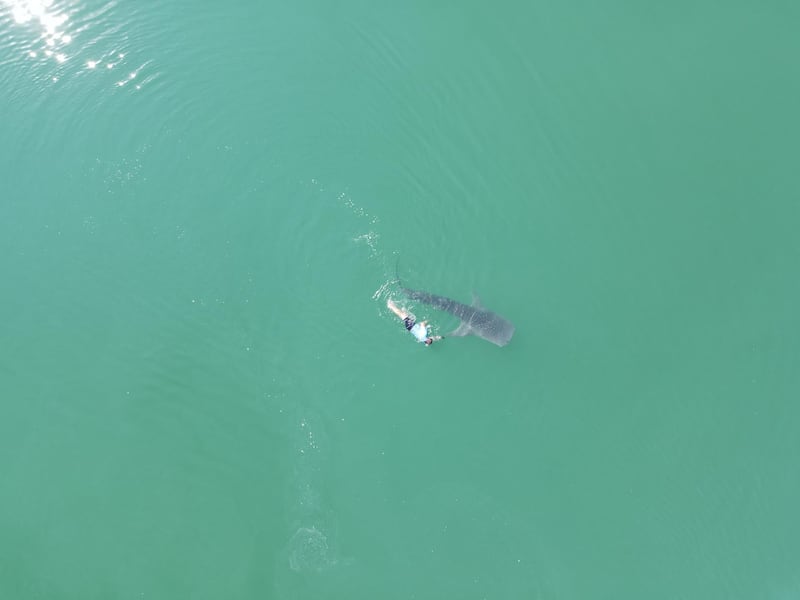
left=447, top=321, right=472, bottom=338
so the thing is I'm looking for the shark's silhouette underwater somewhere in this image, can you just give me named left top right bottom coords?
left=401, top=286, right=515, bottom=347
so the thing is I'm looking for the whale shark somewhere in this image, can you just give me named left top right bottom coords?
left=401, top=287, right=515, bottom=347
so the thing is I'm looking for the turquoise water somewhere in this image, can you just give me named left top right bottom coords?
left=2, top=1, right=799, bottom=598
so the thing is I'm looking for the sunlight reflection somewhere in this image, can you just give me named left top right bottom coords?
left=4, top=0, right=68, bottom=31
left=3, top=0, right=149, bottom=90
left=115, top=70, right=137, bottom=87
left=2, top=0, right=70, bottom=62
left=5, top=0, right=67, bottom=29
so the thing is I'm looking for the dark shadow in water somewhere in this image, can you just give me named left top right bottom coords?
left=273, top=406, right=355, bottom=597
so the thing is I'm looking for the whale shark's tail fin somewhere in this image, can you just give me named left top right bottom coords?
left=392, top=257, right=402, bottom=286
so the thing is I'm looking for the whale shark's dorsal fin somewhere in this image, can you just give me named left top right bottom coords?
left=471, top=292, right=483, bottom=308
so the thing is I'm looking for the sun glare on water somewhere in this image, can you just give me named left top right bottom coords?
left=2, top=0, right=71, bottom=65
left=3, top=0, right=148, bottom=89
left=4, top=0, right=66, bottom=28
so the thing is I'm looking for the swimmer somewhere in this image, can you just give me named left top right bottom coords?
left=387, top=299, right=443, bottom=346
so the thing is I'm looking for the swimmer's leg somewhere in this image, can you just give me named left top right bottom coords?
left=387, top=299, right=409, bottom=320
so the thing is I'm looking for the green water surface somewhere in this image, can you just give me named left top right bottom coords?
left=1, top=1, right=799, bottom=598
